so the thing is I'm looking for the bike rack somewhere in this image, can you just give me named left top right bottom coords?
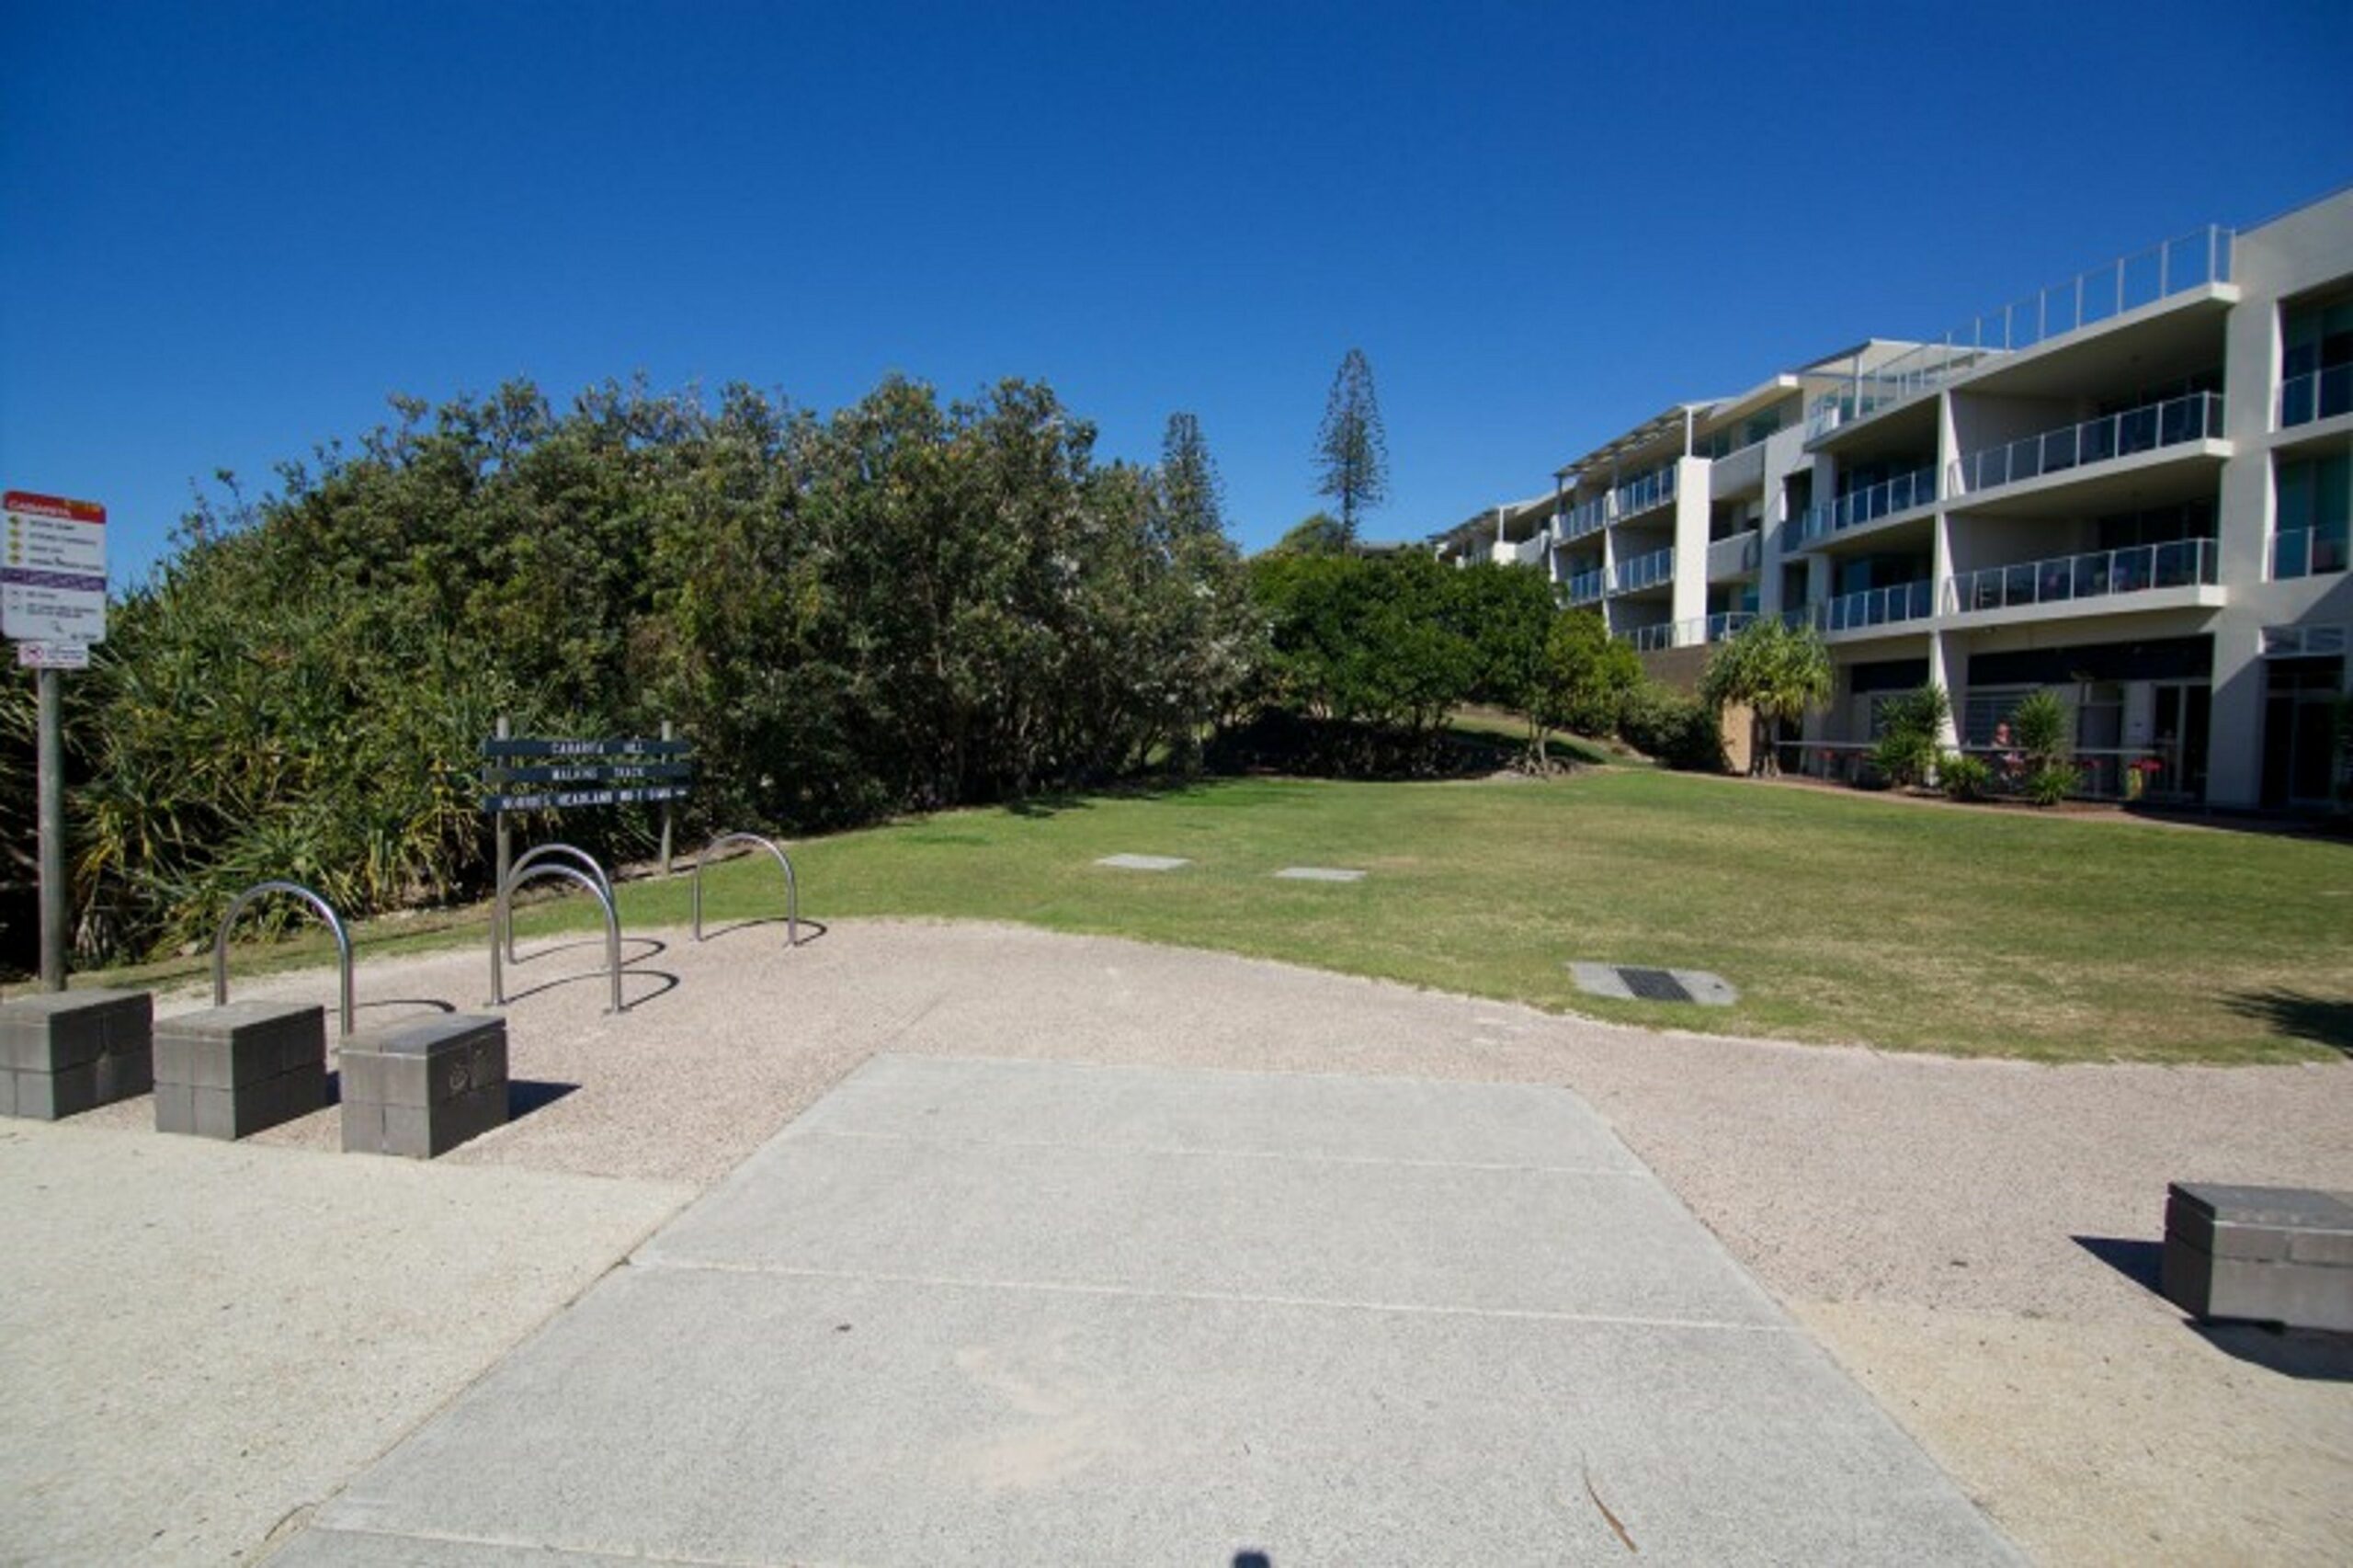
left=492, top=862, right=625, bottom=1015
left=214, top=880, right=356, bottom=1036
left=499, top=843, right=614, bottom=961
left=690, top=833, right=799, bottom=945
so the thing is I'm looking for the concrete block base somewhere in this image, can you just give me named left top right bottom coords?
left=153, top=1002, right=327, bottom=1141
left=2161, top=1183, right=2353, bottom=1332
left=339, top=1014, right=508, bottom=1159
left=0, top=989, right=154, bottom=1120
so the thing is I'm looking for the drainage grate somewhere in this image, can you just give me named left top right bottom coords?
left=1616, top=967, right=1695, bottom=1004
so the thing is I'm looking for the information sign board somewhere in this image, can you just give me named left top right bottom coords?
left=3, top=491, right=108, bottom=643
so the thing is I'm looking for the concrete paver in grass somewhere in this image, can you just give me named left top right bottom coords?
left=281, top=1056, right=2018, bottom=1567
left=1273, top=866, right=1367, bottom=881
left=1570, top=960, right=1741, bottom=1006
left=1094, top=853, right=1190, bottom=871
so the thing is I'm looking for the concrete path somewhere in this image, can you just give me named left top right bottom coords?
left=278, top=1055, right=2016, bottom=1565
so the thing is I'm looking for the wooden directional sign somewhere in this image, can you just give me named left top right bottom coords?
left=480, top=734, right=693, bottom=814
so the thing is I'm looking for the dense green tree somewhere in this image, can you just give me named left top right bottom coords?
left=1267, top=512, right=1349, bottom=557
left=1698, top=617, right=1833, bottom=775
left=1313, top=348, right=1389, bottom=545
left=1531, top=609, right=1643, bottom=756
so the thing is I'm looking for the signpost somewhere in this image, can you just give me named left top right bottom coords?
left=481, top=724, right=692, bottom=880
left=6, top=491, right=107, bottom=991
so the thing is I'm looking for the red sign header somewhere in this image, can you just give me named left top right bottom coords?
left=4, top=492, right=106, bottom=525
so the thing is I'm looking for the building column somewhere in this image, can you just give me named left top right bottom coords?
left=2204, top=622, right=2265, bottom=808
left=1927, top=628, right=1961, bottom=749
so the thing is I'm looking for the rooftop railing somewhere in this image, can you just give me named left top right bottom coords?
left=1796, top=466, right=1938, bottom=545
left=1804, top=225, right=2234, bottom=441
left=1944, top=538, right=2218, bottom=615
left=1949, top=392, right=2224, bottom=495
left=1608, top=545, right=1676, bottom=594
left=2279, top=363, right=2353, bottom=428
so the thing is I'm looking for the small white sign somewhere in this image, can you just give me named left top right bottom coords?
left=4, top=490, right=108, bottom=644
left=17, top=642, right=90, bottom=669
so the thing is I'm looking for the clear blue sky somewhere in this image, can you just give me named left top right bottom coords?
left=5, top=0, right=2350, bottom=579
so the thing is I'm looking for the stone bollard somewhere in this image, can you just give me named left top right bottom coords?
left=153, top=1002, right=327, bottom=1140
left=2162, top=1183, right=2353, bottom=1333
left=0, top=989, right=154, bottom=1119
left=339, top=1014, right=509, bottom=1159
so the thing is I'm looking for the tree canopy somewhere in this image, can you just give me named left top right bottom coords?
left=1697, top=617, right=1832, bottom=775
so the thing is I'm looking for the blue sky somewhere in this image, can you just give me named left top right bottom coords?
left=5, top=1, right=2350, bottom=579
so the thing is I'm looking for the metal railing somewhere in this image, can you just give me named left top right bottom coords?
left=214, top=881, right=355, bottom=1037
left=1706, top=531, right=1762, bottom=578
left=692, top=833, right=799, bottom=945
left=1797, top=466, right=1938, bottom=545
left=1565, top=568, right=1605, bottom=606
left=1949, top=392, right=2224, bottom=494
left=1802, top=580, right=1934, bottom=634
left=1776, top=739, right=2189, bottom=801
left=499, top=843, right=614, bottom=962
left=1608, top=546, right=1676, bottom=594
left=1559, top=494, right=1609, bottom=541
left=2279, top=363, right=2353, bottom=428
left=2272, top=526, right=2351, bottom=580
left=1613, top=465, right=1677, bottom=519
left=1804, top=225, right=2234, bottom=440
left=1945, top=538, right=2219, bottom=614
left=1618, top=611, right=1756, bottom=652
left=491, top=856, right=625, bottom=1015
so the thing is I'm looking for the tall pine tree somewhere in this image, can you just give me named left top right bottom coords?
left=1314, top=347, right=1389, bottom=546
left=1159, top=411, right=1227, bottom=541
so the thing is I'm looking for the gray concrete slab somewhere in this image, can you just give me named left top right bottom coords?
left=1273, top=866, right=1366, bottom=881
left=288, top=1056, right=2016, bottom=1565
left=1094, top=853, right=1190, bottom=870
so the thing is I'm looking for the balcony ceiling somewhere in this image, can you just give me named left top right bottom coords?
left=1950, top=447, right=2227, bottom=520
left=1958, top=296, right=2231, bottom=402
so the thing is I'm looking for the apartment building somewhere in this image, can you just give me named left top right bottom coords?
left=1441, top=187, right=2353, bottom=810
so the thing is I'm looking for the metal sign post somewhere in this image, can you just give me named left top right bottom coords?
left=6, top=490, right=108, bottom=992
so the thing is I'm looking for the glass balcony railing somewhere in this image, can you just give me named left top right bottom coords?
left=1706, top=609, right=1756, bottom=642
left=1565, top=568, right=1606, bottom=606
left=1612, top=466, right=1677, bottom=519
left=2279, top=364, right=2353, bottom=428
left=1624, top=622, right=1679, bottom=652
left=1558, top=494, right=1609, bottom=541
left=1804, top=225, right=2234, bottom=441
left=1802, top=580, right=1934, bottom=633
left=1615, top=610, right=1756, bottom=653
left=1796, top=466, right=1938, bottom=545
left=1706, top=531, right=1762, bottom=578
left=1608, top=546, right=1676, bottom=594
left=1949, top=392, right=2224, bottom=495
left=2272, top=526, right=2350, bottom=580
left=1945, top=538, right=2219, bottom=614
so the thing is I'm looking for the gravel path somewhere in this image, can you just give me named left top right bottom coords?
left=56, top=918, right=2353, bottom=1563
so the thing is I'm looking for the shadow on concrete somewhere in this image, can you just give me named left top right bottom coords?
left=2222, top=988, right=2353, bottom=1057
left=510, top=935, right=669, bottom=966
left=497, top=967, right=681, bottom=1010
left=2073, top=1233, right=2165, bottom=1297
left=507, top=1079, right=578, bottom=1119
left=2191, top=1321, right=2353, bottom=1382
left=350, top=997, right=459, bottom=1021
left=696, top=916, right=828, bottom=948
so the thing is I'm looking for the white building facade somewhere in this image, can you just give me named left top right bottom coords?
left=1442, top=188, right=2353, bottom=810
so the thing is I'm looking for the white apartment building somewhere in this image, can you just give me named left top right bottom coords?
left=1442, top=187, right=2353, bottom=810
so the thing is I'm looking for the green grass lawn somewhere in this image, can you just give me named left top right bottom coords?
left=45, top=767, right=2353, bottom=1065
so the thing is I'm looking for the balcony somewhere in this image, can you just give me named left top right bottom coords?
left=1618, top=610, right=1756, bottom=653
left=1706, top=531, right=1762, bottom=579
left=1944, top=538, right=2220, bottom=616
left=2279, top=364, right=2353, bottom=429
left=2272, top=526, right=2349, bottom=581
left=1949, top=392, right=2224, bottom=496
left=1804, top=225, right=2234, bottom=442
left=1613, top=466, right=1677, bottom=521
left=1608, top=546, right=1676, bottom=594
left=1498, top=534, right=1548, bottom=567
left=1796, top=466, right=1938, bottom=546
left=1559, top=494, right=1609, bottom=542
left=1565, top=567, right=1606, bottom=606
left=1802, top=580, right=1934, bottom=634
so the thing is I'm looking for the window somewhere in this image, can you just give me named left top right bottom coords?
left=2275, top=451, right=2351, bottom=578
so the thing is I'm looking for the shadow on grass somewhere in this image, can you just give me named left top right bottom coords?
left=2222, top=988, right=2353, bottom=1057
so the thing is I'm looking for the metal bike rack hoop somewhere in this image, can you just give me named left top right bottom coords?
left=214, top=880, right=356, bottom=1036
left=492, top=862, right=626, bottom=1015
left=500, top=843, right=614, bottom=961
left=691, top=833, right=799, bottom=946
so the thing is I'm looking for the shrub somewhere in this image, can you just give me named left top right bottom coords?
left=2008, top=690, right=2069, bottom=770
left=1617, top=683, right=1723, bottom=771
left=1870, top=684, right=1949, bottom=790
left=2025, top=762, right=2078, bottom=807
left=1938, top=753, right=1993, bottom=801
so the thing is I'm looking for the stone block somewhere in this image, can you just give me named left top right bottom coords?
left=0, top=989, right=155, bottom=1119
left=153, top=1002, right=326, bottom=1141
left=339, top=1014, right=508, bottom=1159
left=2161, top=1183, right=2353, bottom=1333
